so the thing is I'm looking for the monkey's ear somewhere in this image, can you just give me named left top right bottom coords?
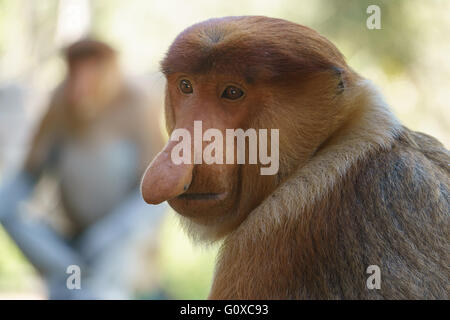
left=331, top=66, right=345, bottom=94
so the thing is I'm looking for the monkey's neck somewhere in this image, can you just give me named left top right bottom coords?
left=234, top=79, right=402, bottom=241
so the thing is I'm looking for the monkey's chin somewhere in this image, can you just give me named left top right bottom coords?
left=168, top=192, right=231, bottom=219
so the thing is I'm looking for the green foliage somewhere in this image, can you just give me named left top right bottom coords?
left=0, top=226, right=39, bottom=291
left=158, top=212, right=218, bottom=299
left=283, top=0, right=420, bottom=77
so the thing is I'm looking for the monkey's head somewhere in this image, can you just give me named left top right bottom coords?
left=64, top=39, right=122, bottom=119
left=142, top=16, right=359, bottom=240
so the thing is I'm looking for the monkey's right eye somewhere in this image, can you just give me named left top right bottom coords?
left=179, top=79, right=193, bottom=94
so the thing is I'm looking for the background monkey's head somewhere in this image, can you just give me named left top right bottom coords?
left=64, top=39, right=122, bottom=120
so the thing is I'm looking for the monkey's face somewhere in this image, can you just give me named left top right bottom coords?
left=65, top=58, right=121, bottom=119
left=141, top=73, right=273, bottom=234
left=141, top=16, right=355, bottom=238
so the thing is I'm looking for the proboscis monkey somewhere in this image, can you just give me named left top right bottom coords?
left=141, top=16, right=449, bottom=299
left=0, top=39, right=166, bottom=299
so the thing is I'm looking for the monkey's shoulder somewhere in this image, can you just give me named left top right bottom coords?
left=350, top=130, right=450, bottom=223
left=326, top=132, right=450, bottom=299
left=400, top=128, right=450, bottom=170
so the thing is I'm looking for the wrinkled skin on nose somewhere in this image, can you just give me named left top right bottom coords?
left=141, top=139, right=194, bottom=204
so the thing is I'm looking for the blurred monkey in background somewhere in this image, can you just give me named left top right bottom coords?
left=0, top=39, right=167, bottom=299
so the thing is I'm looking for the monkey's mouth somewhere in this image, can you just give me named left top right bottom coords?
left=176, top=192, right=227, bottom=201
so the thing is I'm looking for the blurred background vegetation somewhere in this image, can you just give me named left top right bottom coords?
left=0, top=0, right=449, bottom=299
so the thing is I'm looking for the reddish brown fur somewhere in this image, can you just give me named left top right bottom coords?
left=142, top=16, right=450, bottom=299
left=65, top=39, right=116, bottom=70
left=211, top=129, right=449, bottom=299
left=161, top=16, right=348, bottom=83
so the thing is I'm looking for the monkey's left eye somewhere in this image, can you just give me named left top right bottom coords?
left=221, top=86, right=244, bottom=100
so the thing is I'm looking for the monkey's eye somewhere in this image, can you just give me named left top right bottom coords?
left=221, top=86, right=244, bottom=100
left=179, top=79, right=193, bottom=94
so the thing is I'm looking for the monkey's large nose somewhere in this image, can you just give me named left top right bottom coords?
left=141, top=140, right=194, bottom=204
